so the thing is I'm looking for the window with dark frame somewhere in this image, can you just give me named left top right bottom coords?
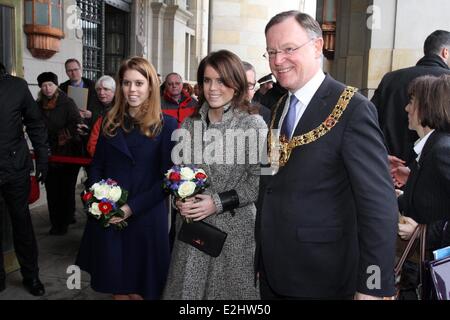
left=76, top=0, right=104, bottom=81
left=104, top=4, right=129, bottom=77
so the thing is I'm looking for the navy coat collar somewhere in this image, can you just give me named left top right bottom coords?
left=105, top=129, right=134, bottom=161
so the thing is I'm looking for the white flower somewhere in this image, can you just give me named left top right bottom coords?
left=178, top=181, right=197, bottom=198
left=93, top=184, right=110, bottom=200
left=180, top=167, right=195, bottom=180
left=165, top=169, right=174, bottom=179
left=89, top=203, right=102, bottom=216
left=90, top=182, right=101, bottom=192
left=108, top=186, right=122, bottom=202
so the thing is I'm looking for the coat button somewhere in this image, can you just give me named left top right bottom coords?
left=266, top=188, right=272, bottom=194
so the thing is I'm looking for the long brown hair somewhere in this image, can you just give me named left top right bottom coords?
left=103, top=57, right=162, bottom=138
left=196, top=50, right=255, bottom=115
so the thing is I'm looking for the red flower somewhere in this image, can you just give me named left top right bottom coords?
left=99, top=201, right=113, bottom=215
left=169, top=172, right=181, bottom=182
left=195, top=172, right=207, bottom=180
left=82, top=192, right=93, bottom=202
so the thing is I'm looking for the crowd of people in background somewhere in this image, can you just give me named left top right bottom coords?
left=0, top=11, right=449, bottom=301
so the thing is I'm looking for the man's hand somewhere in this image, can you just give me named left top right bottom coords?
left=391, top=166, right=410, bottom=188
left=388, top=155, right=410, bottom=187
left=79, top=109, right=92, bottom=119
left=354, top=292, right=387, bottom=300
left=388, top=155, right=405, bottom=170
left=35, top=162, right=48, bottom=183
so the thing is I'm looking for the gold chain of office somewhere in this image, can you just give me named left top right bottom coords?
left=268, top=86, right=358, bottom=167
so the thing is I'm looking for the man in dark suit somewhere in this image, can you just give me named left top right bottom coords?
left=256, top=11, right=398, bottom=300
left=0, top=63, right=48, bottom=296
left=59, top=58, right=97, bottom=110
left=371, top=30, right=450, bottom=164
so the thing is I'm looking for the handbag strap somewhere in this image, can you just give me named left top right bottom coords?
left=418, top=225, right=427, bottom=290
left=395, top=224, right=426, bottom=276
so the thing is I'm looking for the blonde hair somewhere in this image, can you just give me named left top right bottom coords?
left=103, top=57, right=162, bottom=138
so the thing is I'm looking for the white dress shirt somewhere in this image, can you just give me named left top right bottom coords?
left=277, top=70, right=326, bottom=139
left=413, top=129, right=435, bottom=162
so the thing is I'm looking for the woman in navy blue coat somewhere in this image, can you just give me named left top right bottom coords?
left=76, top=57, right=177, bottom=300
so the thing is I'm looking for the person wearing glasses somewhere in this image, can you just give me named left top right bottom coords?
left=59, top=59, right=97, bottom=116
left=242, top=61, right=271, bottom=125
left=161, top=72, right=198, bottom=126
left=256, top=11, right=398, bottom=300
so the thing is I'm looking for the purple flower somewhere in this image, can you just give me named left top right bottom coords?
left=170, top=182, right=180, bottom=191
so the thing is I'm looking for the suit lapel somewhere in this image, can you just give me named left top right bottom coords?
left=406, top=131, right=438, bottom=208
left=106, top=129, right=134, bottom=161
left=418, top=131, right=438, bottom=168
left=292, top=75, right=332, bottom=136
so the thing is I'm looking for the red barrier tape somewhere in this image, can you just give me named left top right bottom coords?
left=30, top=151, right=92, bottom=165
left=49, top=155, right=92, bottom=166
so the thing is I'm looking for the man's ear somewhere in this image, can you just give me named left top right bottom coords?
left=441, top=46, right=449, bottom=60
left=314, top=37, right=324, bottom=59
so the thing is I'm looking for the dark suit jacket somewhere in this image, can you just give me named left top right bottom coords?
left=256, top=74, right=398, bottom=298
left=371, top=55, right=450, bottom=164
left=402, top=131, right=450, bottom=250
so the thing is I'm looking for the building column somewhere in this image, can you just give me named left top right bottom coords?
left=162, top=4, right=194, bottom=79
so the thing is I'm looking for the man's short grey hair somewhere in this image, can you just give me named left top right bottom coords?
left=165, top=72, right=183, bottom=82
left=242, top=61, right=256, bottom=77
left=424, top=30, right=450, bottom=56
left=95, top=75, right=116, bottom=92
left=265, top=10, right=322, bottom=40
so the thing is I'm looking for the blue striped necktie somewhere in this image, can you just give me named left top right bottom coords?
left=280, top=94, right=299, bottom=139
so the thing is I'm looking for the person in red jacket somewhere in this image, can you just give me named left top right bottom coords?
left=161, top=73, right=198, bottom=126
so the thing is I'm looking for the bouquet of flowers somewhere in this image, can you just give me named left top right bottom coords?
left=82, top=178, right=129, bottom=230
left=163, top=165, right=208, bottom=200
left=163, top=165, right=208, bottom=223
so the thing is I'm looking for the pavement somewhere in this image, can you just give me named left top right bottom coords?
left=0, top=182, right=110, bottom=300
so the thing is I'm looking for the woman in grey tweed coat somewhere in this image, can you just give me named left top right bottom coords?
left=163, top=50, right=267, bottom=299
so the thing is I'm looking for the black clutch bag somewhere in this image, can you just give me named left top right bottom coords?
left=178, top=220, right=227, bottom=257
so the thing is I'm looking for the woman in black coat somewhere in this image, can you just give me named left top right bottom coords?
left=36, top=72, right=83, bottom=235
left=396, top=74, right=450, bottom=251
